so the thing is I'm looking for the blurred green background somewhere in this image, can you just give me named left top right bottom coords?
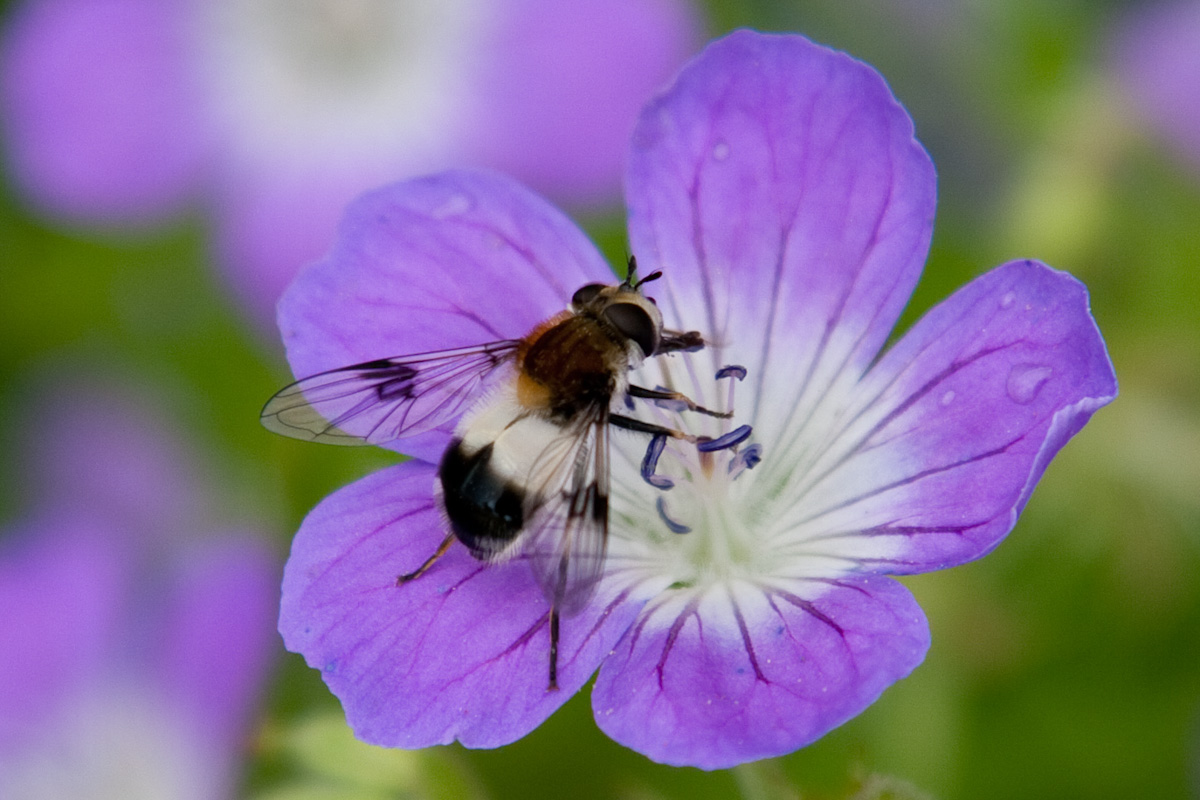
left=2, top=1, right=1197, bottom=798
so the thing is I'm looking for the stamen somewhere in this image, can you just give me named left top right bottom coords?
left=716, top=365, right=746, bottom=420
left=728, top=443, right=763, bottom=479
left=696, top=424, right=753, bottom=452
left=715, top=365, right=747, bottom=381
left=640, top=434, right=674, bottom=489
left=656, top=496, right=692, bottom=534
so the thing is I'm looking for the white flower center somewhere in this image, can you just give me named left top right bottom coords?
left=609, top=354, right=780, bottom=593
left=607, top=338, right=899, bottom=603
left=195, top=0, right=488, bottom=174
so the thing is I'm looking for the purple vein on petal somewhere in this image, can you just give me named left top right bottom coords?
left=577, top=585, right=637, bottom=652
left=756, top=101, right=896, bottom=430
left=653, top=597, right=702, bottom=690
left=410, top=205, right=583, bottom=303
left=312, top=505, right=430, bottom=589
left=769, top=588, right=846, bottom=636
left=803, top=576, right=873, bottom=596
left=773, top=285, right=1013, bottom=494
left=686, top=76, right=739, bottom=351
left=500, top=612, right=551, bottom=659
left=406, top=606, right=551, bottom=723
left=801, top=522, right=986, bottom=544
left=355, top=564, right=494, bottom=688
left=854, top=343, right=1017, bottom=452
left=728, top=592, right=769, bottom=683
left=792, top=433, right=1027, bottom=527
left=784, top=341, right=1021, bottom=509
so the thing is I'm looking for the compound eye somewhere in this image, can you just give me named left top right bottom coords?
left=603, top=302, right=658, bottom=357
left=571, top=283, right=606, bottom=308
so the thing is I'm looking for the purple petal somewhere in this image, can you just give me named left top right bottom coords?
left=279, top=461, right=645, bottom=749
left=0, top=519, right=126, bottom=749
left=277, top=169, right=614, bottom=460
left=783, top=260, right=1117, bottom=573
left=592, top=575, right=929, bottom=769
left=0, top=0, right=204, bottom=226
left=1111, top=0, right=1200, bottom=171
left=625, top=30, right=936, bottom=430
left=156, top=536, right=279, bottom=750
left=214, top=160, right=465, bottom=335
left=212, top=178, right=353, bottom=336
left=467, top=0, right=702, bottom=207
left=23, top=382, right=204, bottom=536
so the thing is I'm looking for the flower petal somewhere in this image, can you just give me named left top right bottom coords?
left=0, top=0, right=204, bottom=225
left=213, top=177, right=354, bottom=335
left=277, top=169, right=614, bottom=460
left=279, top=461, right=645, bottom=749
left=592, top=574, right=929, bottom=769
left=156, top=537, right=279, bottom=750
left=625, top=30, right=936, bottom=439
left=467, top=0, right=701, bottom=206
left=1111, top=0, right=1200, bottom=171
left=774, top=260, right=1117, bottom=573
left=0, top=518, right=126, bottom=749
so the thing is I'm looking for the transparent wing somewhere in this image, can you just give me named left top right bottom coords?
left=261, top=341, right=521, bottom=445
left=519, top=407, right=611, bottom=616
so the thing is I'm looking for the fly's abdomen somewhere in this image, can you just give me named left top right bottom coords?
left=439, top=439, right=526, bottom=559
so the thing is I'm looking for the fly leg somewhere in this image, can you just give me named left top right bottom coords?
left=627, top=384, right=732, bottom=419
left=396, top=531, right=456, bottom=585
left=548, top=605, right=561, bottom=691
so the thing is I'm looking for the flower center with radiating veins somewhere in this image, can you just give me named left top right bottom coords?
left=609, top=359, right=778, bottom=594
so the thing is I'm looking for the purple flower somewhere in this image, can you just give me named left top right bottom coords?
left=1111, top=0, right=1200, bottom=172
left=0, top=0, right=701, bottom=326
left=276, top=30, right=1117, bottom=768
left=0, top=384, right=278, bottom=796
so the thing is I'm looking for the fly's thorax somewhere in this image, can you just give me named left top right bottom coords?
left=518, top=314, right=630, bottom=418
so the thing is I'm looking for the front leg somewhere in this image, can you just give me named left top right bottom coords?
left=656, top=329, right=706, bottom=354
left=627, top=384, right=732, bottom=419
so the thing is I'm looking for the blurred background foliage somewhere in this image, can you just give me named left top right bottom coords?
left=2, top=0, right=1198, bottom=798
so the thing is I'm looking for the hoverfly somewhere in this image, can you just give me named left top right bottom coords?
left=262, top=258, right=745, bottom=689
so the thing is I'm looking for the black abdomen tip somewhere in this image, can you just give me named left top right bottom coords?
left=439, top=440, right=525, bottom=559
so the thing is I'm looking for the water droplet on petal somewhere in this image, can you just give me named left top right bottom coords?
left=940, top=389, right=956, bottom=407
left=1001, top=292, right=1016, bottom=308
left=712, top=141, right=730, bottom=161
left=1006, top=364, right=1053, bottom=404
left=432, top=193, right=472, bottom=219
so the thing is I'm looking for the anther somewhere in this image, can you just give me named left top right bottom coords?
left=715, top=365, right=747, bottom=381
left=656, top=496, right=692, bottom=534
left=728, top=443, right=763, bottom=479
left=696, top=424, right=753, bottom=452
left=640, top=434, right=674, bottom=489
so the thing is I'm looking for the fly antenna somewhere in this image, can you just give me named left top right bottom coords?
left=622, top=254, right=638, bottom=287
left=635, top=270, right=663, bottom=289
left=625, top=255, right=662, bottom=290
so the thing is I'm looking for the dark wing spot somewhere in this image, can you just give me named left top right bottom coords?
left=362, top=363, right=419, bottom=401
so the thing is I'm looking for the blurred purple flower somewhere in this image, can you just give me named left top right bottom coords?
left=0, top=385, right=278, bottom=797
left=1112, top=0, right=1200, bottom=171
left=0, top=0, right=701, bottom=328
left=275, top=31, right=1116, bottom=768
